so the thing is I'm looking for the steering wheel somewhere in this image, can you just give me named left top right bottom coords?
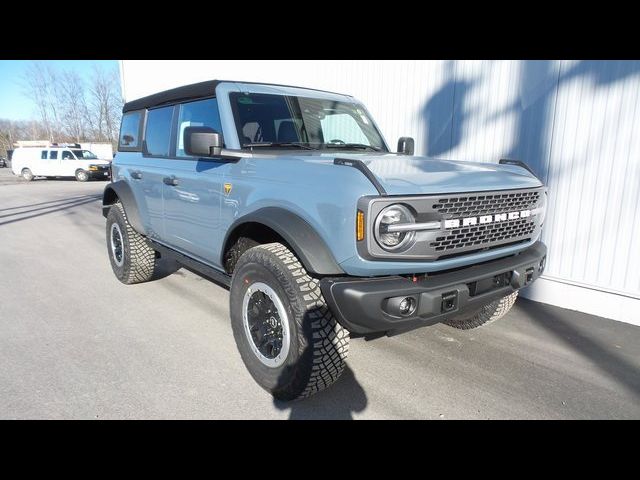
left=329, top=139, right=345, bottom=144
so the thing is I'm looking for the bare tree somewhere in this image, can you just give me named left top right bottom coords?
left=87, top=65, right=123, bottom=146
left=59, top=71, right=90, bottom=142
left=16, top=61, right=122, bottom=149
left=0, top=118, right=49, bottom=157
left=20, top=61, right=65, bottom=142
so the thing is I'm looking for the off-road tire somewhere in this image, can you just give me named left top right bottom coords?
left=75, top=169, right=89, bottom=182
left=444, top=291, right=519, bottom=330
left=106, top=202, right=156, bottom=284
left=230, top=242, right=350, bottom=401
left=21, top=168, right=34, bottom=181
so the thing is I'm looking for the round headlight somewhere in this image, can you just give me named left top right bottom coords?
left=374, top=204, right=415, bottom=250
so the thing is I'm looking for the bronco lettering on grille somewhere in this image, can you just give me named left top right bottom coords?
left=444, top=209, right=531, bottom=229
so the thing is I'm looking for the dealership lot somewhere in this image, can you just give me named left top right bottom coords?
left=0, top=167, right=638, bottom=419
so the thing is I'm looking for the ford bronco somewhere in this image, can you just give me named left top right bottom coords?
left=103, top=80, right=547, bottom=400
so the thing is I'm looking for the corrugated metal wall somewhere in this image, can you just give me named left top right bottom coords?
left=121, top=60, right=640, bottom=303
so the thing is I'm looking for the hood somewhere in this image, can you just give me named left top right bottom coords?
left=337, top=154, right=542, bottom=195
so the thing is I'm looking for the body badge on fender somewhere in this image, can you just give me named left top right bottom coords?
left=224, top=183, right=233, bottom=195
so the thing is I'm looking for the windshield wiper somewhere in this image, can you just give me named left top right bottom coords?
left=242, top=142, right=316, bottom=150
left=322, top=143, right=381, bottom=151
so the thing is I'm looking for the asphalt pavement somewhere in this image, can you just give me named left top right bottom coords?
left=0, top=167, right=638, bottom=419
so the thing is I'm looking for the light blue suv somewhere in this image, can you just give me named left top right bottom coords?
left=103, top=80, right=548, bottom=400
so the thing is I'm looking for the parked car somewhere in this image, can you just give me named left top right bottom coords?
left=0, top=157, right=6, bottom=168
left=11, top=147, right=111, bottom=181
left=103, top=80, right=547, bottom=400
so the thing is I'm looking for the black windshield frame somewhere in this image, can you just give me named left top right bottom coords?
left=229, top=92, right=388, bottom=152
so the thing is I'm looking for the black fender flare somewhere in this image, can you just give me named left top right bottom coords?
left=102, top=180, right=146, bottom=235
left=222, top=207, right=345, bottom=276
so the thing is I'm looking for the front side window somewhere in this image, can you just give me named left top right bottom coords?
left=176, top=98, right=223, bottom=157
left=71, top=150, right=98, bottom=159
left=62, top=151, right=74, bottom=160
left=230, top=92, right=387, bottom=152
left=41, top=150, right=47, bottom=159
left=49, top=150, right=58, bottom=159
left=119, top=111, right=143, bottom=150
left=144, top=106, right=174, bottom=157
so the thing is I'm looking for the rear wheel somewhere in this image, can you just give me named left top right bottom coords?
left=21, top=168, right=34, bottom=181
left=444, top=291, right=519, bottom=330
left=75, top=169, right=89, bottom=182
left=106, top=202, right=156, bottom=284
left=230, top=242, right=350, bottom=400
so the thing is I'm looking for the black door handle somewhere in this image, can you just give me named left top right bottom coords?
left=163, top=175, right=179, bottom=186
left=130, top=170, right=142, bottom=179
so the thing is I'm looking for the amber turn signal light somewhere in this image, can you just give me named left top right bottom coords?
left=356, top=210, right=365, bottom=241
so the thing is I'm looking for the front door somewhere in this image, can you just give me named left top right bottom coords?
left=161, top=97, right=227, bottom=268
left=60, top=149, right=76, bottom=176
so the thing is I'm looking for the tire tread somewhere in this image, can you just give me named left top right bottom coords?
left=235, top=242, right=349, bottom=400
left=108, top=202, right=156, bottom=284
left=444, top=291, right=519, bottom=330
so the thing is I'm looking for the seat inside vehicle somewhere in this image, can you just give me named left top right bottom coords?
left=277, top=121, right=298, bottom=143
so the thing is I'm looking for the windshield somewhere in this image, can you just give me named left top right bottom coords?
left=230, top=92, right=387, bottom=151
left=71, top=149, right=98, bottom=159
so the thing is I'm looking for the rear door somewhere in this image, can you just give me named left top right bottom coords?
left=30, top=149, right=49, bottom=175
left=136, top=104, right=177, bottom=240
left=44, top=150, right=61, bottom=176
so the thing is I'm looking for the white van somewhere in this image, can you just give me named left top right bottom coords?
left=11, top=147, right=111, bottom=182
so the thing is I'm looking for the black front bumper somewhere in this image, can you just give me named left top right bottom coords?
left=320, top=242, right=547, bottom=335
left=88, top=169, right=111, bottom=179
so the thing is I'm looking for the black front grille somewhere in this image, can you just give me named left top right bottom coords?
left=430, top=217, right=535, bottom=252
left=432, top=190, right=540, bottom=217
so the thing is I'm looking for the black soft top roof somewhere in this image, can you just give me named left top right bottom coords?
left=122, top=80, right=219, bottom=113
left=122, top=80, right=349, bottom=113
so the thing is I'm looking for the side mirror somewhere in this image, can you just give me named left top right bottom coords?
left=397, top=137, right=415, bottom=155
left=184, top=126, right=223, bottom=157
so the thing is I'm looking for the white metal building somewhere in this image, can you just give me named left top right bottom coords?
left=120, top=60, right=640, bottom=326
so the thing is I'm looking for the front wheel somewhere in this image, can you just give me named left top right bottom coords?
left=230, top=243, right=350, bottom=401
left=21, top=168, right=34, bottom=181
left=444, top=291, right=519, bottom=330
left=75, top=169, right=89, bottom=182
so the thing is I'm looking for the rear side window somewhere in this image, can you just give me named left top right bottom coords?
left=176, top=98, right=223, bottom=157
left=119, top=111, right=143, bottom=151
left=144, top=106, right=174, bottom=157
left=49, top=151, right=58, bottom=160
left=41, top=150, right=47, bottom=159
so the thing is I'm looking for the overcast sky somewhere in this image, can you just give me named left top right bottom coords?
left=0, top=60, right=120, bottom=121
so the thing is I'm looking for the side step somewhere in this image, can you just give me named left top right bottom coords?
left=147, top=239, right=232, bottom=288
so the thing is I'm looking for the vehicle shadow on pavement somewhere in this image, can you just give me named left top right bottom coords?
left=0, top=194, right=99, bottom=213
left=518, top=298, right=640, bottom=399
left=273, top=365, right=368, bottom=420
left=152, top=257, right=182, bottom=281
left=0, top=194, right=102, bottom=226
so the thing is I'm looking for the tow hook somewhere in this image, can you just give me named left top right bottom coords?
left=511, top=267, right=536, bottom=288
